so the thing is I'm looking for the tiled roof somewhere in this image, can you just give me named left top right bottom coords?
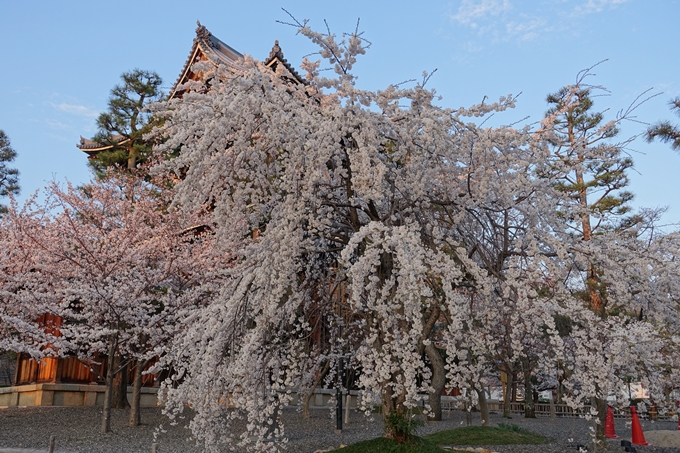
left=170, top=22, right=306, bottom=98
left=170, top=21, right=248, bottom=98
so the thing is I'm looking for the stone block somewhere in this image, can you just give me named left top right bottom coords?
left=84, top=391, right=97, bottom=406
left=35, top=389, right=54, bottom=406
left=18, top=391, right=35, bottom=406
left=53, top=391, right=84, bottom=406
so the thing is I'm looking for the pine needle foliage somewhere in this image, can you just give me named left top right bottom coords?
left=89, top=69, right=164, bottom=175
left=0, top=130, right=19, bottom=215
left=646, top=97, right=680, bottom=151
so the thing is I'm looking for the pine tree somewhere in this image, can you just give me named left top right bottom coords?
left=543, top=84, right=635, bottom=314
left=541, top=78, right=643, bottom=441
left=0, top=130, right=19, bottom=214
left=89, top=70, right=163, bottom=175
left=646, top=97, right=680, bottom=151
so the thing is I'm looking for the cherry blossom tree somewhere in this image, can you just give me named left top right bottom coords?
left=0, top=197, right=63, bottom=357
left=148, top=20, right=680, bottom=452
left=150, top=18, right=567, bottom=450
left=0, top=171, right=217, bottom=432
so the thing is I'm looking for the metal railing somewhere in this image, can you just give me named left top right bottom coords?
left=441, top=400, right=678, bottom=420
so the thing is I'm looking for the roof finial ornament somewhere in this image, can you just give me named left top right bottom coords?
left=268, top=40, right=283, bottom=61
left=196, top=21, right=211, bottom=41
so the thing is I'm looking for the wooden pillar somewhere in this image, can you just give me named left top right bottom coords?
left=53, top=357, right=63, bottom=383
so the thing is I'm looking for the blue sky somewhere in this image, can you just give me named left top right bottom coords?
left=1, top=0, right=679, bottom=224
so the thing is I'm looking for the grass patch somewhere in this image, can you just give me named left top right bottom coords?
left=340, top=423, right=548, bottom=452
left=425, top=424, right=547, bottom=446
left=338, top=436, right=447, bottom=453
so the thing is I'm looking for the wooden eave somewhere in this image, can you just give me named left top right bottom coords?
left=76, top=136, right=129, bottom=159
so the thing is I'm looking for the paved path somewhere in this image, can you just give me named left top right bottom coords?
left=0, top=446, right=105, bottom=452
left=0, top=449, right=77, bottom=453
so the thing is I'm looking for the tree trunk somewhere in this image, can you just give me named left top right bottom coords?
left=511, top=371, right=517, bottom=405
left=523, top=360, right=536, bottom=418
left=302, top=391, right=313, bottom=419
left=477, top=387, right=489, bottom=426
left=425, top=343, right=446, bottom=422
left=101, top=339, right=116, bottom=434
left=503, top=370, right=513, bottom=418
left=127, top=145, right=138, bottom=171
left=302, top=361, right=329, bottom=419
left=111, top=356, right=129, bottom=409
left=382, top=386, right=408, bottom=442
left=465, top=397, right=472, bottom=426
left=128, top=359, right=148, bottom=427
left=549, top=390, right=556, bottom=420
left=594, top=396, right=608, bottom=441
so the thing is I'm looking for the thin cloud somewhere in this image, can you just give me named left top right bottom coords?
left=505, top=16, right=549, bottom=42
left=52, top=103, right=99, bottom=119
left=451, top=0, right=512, bottom=26
left=46, top=119, right=71, bottom=131
left=447, top=0, right=630, bottom=51
left=574, top=0, right=629, bottom=15
left=449, top=0, right=549, bottom=44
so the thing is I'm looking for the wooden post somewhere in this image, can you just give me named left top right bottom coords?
left=335, top=387, right=343, bottom=433
left=151, top=442, right=158, bottom=453
left=48, top=435, right=55, bottom=453
left=344, top=393, right=351, bottom=425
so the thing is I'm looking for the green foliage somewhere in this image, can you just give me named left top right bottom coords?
left=0, top=130, right=19, bottom=215
left=385, top=412, right=425, bottom=442
left=89, top=69, right=164, bottom=175
left=496, top=422, right=531, bottom=433
left=339, top=436, right=446, bottom=453
left=544, top=84, right=635, bottom=233
left=424, top=425, right=548, bottom=446
left=553, top=313, right=574, bottom=337
left=646, top=97, right=680, bottom=151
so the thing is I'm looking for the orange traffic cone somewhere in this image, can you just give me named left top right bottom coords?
left=630, top=406, right=649, bottom=446
left=605, top=405, right=619, bottom=438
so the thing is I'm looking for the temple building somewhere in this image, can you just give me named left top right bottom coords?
left=11, top=22, right=302, bottom=394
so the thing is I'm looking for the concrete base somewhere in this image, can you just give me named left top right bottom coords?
left=0, top=384, right=158, bottom=408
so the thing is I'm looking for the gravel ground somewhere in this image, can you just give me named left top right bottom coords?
left=1, top=406, right=679, bottom=453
